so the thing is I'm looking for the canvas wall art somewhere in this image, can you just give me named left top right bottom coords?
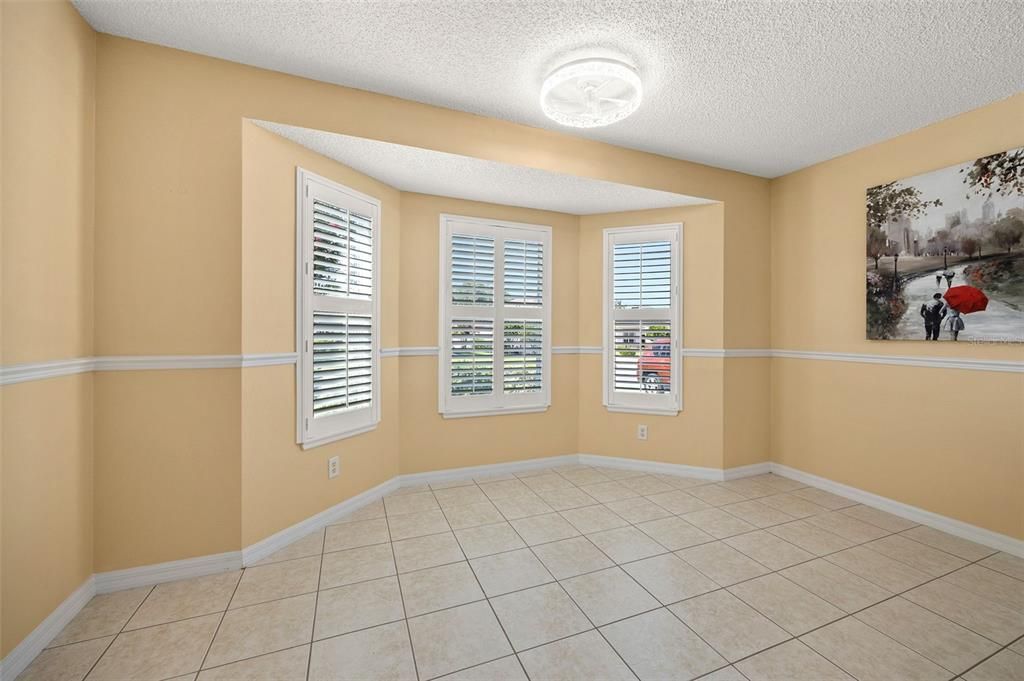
left=866, top=147, right=1024, bottom=343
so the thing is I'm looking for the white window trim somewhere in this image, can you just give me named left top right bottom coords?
left=295, top=168, right=382, bottom=449
left=438, top=214, right=552, bottom=418
left=602, top=223, right=683, bottom=416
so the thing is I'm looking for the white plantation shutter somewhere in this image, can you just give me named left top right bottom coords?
left=298, top=169, right=381, bottom=447
left=612, top=319, right=672, bottom=393
left=451, top=234, right=495, bottom=305
left=613, top=240, right=672, bottom=308
left=450, top=318, right=495, bottom=395
left=503, top=319, right=543, bottom=393
left=503, top=240, right=544, bottom=306
left=312, top=201, right=373, bottom=300
left=312, top=313, right=373, bottom=415
left=603, top=225, right=681, bottom=414
left=439, top=215, right=551, bottom=417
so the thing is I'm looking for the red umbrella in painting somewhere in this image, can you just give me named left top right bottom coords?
left=943, top=286, right=989, bottom=314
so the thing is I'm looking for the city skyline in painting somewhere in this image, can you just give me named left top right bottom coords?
left=866, top=148, right=1024, bottom=343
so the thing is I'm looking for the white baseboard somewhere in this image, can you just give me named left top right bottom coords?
left=242, top=476, right=401, bottom=566
left=723, top=461, right=773, bottom=480
left=6, top=452, right=1021, bottom=679
left=580, top=453, right=725, bottom=480
left=0, top=577, right=96, bottom=681
left=243, top=455, right=579, bottom=566
left=243, top=452, right=756, bottom=568
left=579, top=453, right=770, bottom=482
left=399, top=454, right=581, bottom=487
left=94, top=551, right=242, bottom=594
left=770, top=463, right=1024, bottom=558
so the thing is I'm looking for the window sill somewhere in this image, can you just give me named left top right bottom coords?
left=604, top=405, right=680, bottom=416
left=301, top=421, right=379, bottom=450
left=441, top=405, right=550, bottom=419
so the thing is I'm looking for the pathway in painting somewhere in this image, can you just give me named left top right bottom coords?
left=895, top=263, right=1022, bottom=342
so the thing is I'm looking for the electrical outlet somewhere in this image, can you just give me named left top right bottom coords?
left=637, top=424, right=648, bottom=440
left=328, top=456, right=340, bottom=479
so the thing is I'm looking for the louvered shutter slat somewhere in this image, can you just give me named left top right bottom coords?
left=312, top=199, right=373, bottom=301
left=503, top=319, right=543, bottom=393
left=604, top=227, right=679, bottom=412
left=310, top=313, right=371, bottom=410
left=450, top=318, right=494, bottom=395
left=612, top=319, right=672, bottom=394
left=300, top=174, right=381, bottom=445
left=613, top=241, right=672, bottom=309
left=451, top=235, right=495, bottom=306
left=309, top=195, right=375, bottom=416
left=442, top=220, right=549, bottom=414
left=311, top=313, right=374, bottom=417
left=504, top=240, right=544, bottom=306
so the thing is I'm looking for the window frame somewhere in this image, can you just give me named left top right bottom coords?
left=602, top=223, right=683, bottom=415
left=438, top=214, right=553, bottom=419
left=295, top=168, right=382, bottom=449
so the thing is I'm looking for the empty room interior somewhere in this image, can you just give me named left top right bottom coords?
left=2, top=1, right=1023, bottom=679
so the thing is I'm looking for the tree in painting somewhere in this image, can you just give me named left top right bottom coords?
left=867, top=225, right=888, bottom=270
left=991, top=215, right=1024, bottom=253
left=865, top=147, right=1024, bottom=343
left=961, top=149, right=1024, bottom=197
left=864, top=183, right=942, bottom=337
left=866, top=182, right=943, bottom=233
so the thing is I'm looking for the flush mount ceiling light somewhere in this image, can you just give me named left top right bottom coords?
left=540, top=58, right=642, bottom=128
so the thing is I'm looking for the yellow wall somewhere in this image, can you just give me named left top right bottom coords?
left=1, top=0, right=4, bottom=652
left=93, top=370, right=240, bottom=570
left=398, top=194, right=580, bottom=474
left=770, top=94, right=1024, bottom=539
left=91, top=34, right=769, bottom=355
left=579, top=206, right=726, bottom=348
left=773, top=359, right=1023, bottom=537
left=1, top=0, right=94, bottom=365
left=578, top=205, right=734, bottom=468
left=2, top=376, right=94, bottom=656
left=771, top=95, right=1024, bottom=361
left=399, top=194, right=580, bottom=349
left=241, top=123, right=403, bottom=354
left=0, top=0, right=96, bottom=656
left=85, top=31, right=771, bottom=577
left=239, top=122, right=402, bottom=545
left=3, top=0, right=1020, bottom=662
left=723, top=357, right=772, bottom=468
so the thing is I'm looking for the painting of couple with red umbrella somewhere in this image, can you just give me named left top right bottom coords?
left=866, top=147, right=1024, bottom=343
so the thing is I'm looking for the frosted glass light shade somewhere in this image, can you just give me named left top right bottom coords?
left=540, top=58, right=642, bottom=128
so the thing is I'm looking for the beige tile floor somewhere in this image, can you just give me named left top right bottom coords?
left=20, top=467, right=1024, bottom=681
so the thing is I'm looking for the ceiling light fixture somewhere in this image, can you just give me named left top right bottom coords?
left=540, top=58, right=642, bottom=128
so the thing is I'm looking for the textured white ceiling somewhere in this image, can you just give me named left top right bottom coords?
left=74, top=1, right=1024, bottom=177
left=253, top=120, right=710, bottom=214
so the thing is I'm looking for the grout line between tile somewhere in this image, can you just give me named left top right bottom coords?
left=393, top=469, right=1023, bottom=674
left=456, top=481, right=530, bottom=679
left=548, top=471, right=1017, bottom=673
left=81, top=584, right=157, bottom=681
left=185, top=643, right=309, bottom=680
left=383, top=501, right=422, bottom=681
left=303, top=526, right=328, bottom=681
left=497, top=487, right=646, bottom=679
left=50, top=468, right=1023, bottom=681
left=194, top=570, right=244, bottom=674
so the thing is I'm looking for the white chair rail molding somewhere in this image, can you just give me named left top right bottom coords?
left=3, top=1, right=1022, bottom=680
